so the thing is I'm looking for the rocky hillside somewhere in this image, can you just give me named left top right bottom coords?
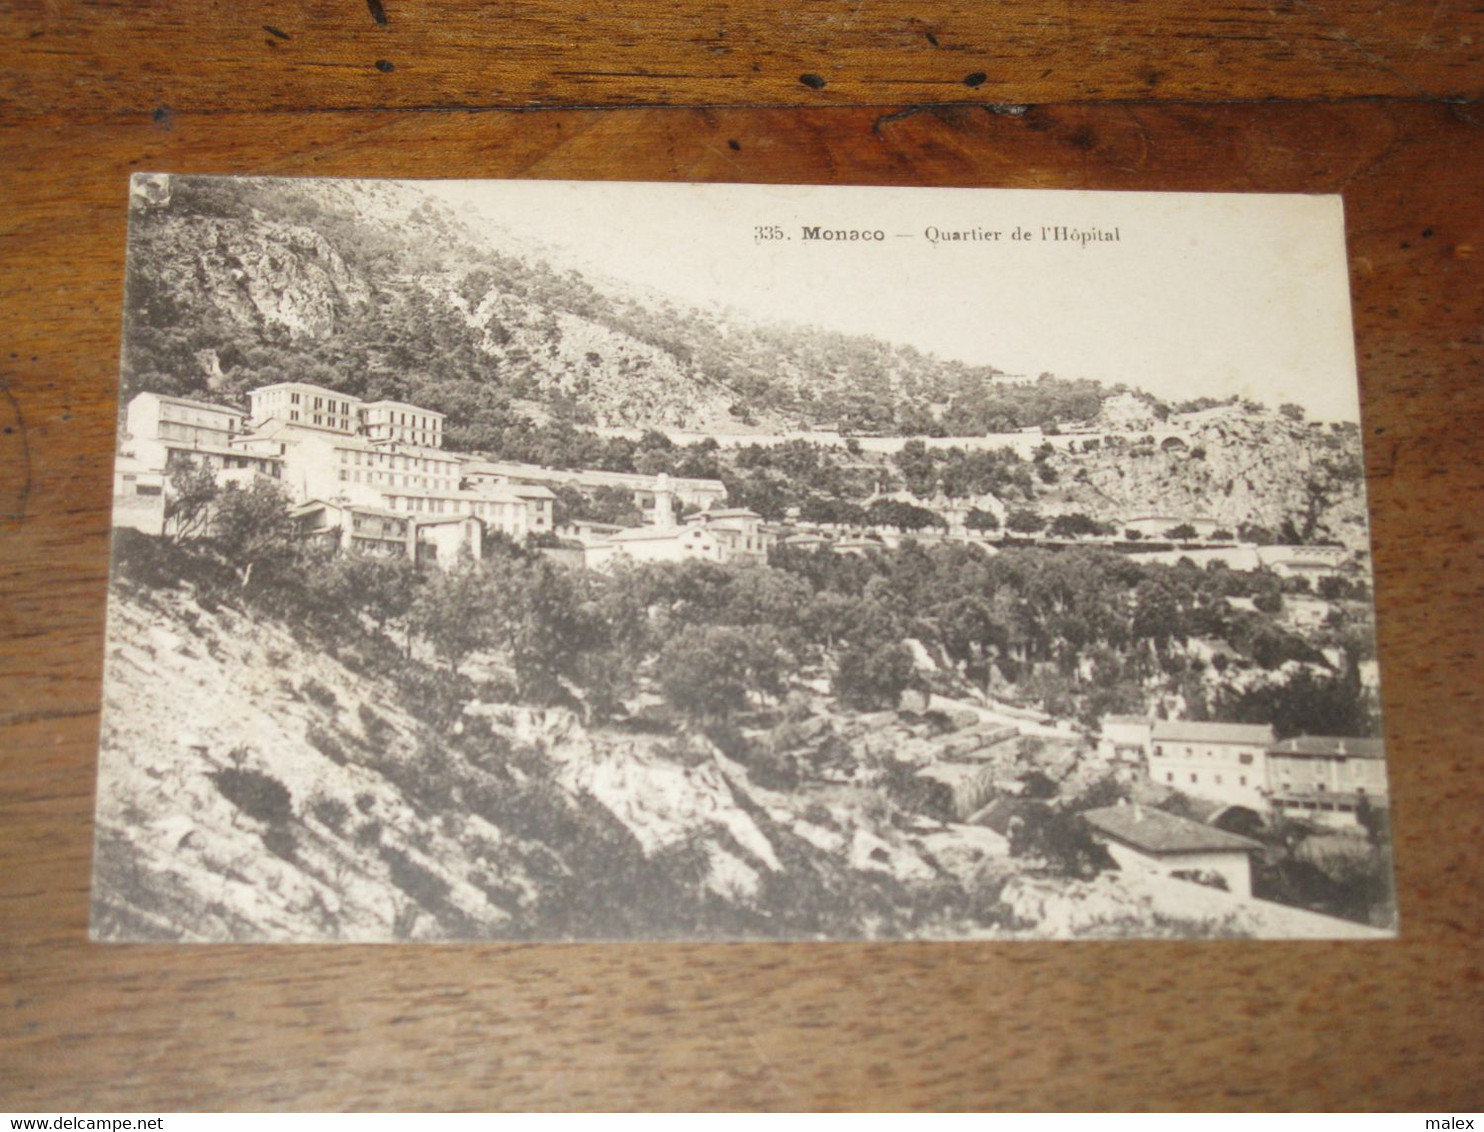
left=120, top=176, right=1108, bottom=438
left=1046, top=401, right=1369, bottom=548
left=93, top=580, right=1289, bottom=941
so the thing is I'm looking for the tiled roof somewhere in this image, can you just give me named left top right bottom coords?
left=1082, top=805, right=1263, bottom=855
left=606, top=526, right=708, bottom=543
left=691, top=508, right=761, bottom=520
left=1103, top=714, right=1152, bottom=726
left=1268, top=736, right=1386, bottom=760
left=142, top=392, right=243, bottom=415
left=360, top=399, right=446, bottom=417
left=1151, top=720, right=1274, bottom=745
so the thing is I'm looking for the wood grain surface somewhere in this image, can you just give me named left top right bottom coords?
left=5, top=0, right=1484, bottom=111
left=3, top=2, right=1483, bottom=1113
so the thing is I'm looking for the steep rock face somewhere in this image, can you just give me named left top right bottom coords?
left=1051, top=408, right=1368, bottom=546
left=94, top=587, right=515, bottom=941
left=455, top=286, right=748, bottom=429
left=92, top=585, right=986, bottom=940
left=133, top=216, right=370, bottom=344
left=94, top=580, right=1314, bottom=940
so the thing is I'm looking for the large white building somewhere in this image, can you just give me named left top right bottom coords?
left=1266, top=735, right=1388, bottom=829
left=1082, top=803, right=1263, bottom=898
left=1148, top=720, right=1275, bottom=810
left=462, top=459, right=727, bottom=514
left=359, top=400, right=445, bottom=448
left=115, top=382, right=549, bottom=555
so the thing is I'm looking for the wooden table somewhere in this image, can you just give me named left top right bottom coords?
left=3, top=1, right=1481, bottom=1112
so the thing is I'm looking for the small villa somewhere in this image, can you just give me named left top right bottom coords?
left=1081, top=803, right=1264, bottom=898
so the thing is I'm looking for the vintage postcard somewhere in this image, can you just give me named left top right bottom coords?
left=94, top=176, right=1395, bottom=941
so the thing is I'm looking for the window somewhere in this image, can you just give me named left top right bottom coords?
left=1214, top=775, right=1223, bottom=785
left=1189, top=773, right=1198, bottom=784
left=1166, top=772, right=1173, bottom=783
left=136, top=483, right=162, bottom=496
left=1239, top=776, right=1247, bottom=787
left=1239, top=753, right=1253, bottom=765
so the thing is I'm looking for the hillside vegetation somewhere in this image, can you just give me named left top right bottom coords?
left=123, top=177, right=1114, bottom=442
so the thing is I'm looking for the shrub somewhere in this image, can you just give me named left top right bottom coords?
left=261, top=826, right=298, bottom=863
left=301, top=677, right=339, bottom=709
left=379, top=844, right=451, bottom=908
left=310, top=795, right=352, bottom=834
left=306, top=723, right=348, bottom=765
left=1009, top=804, right=1115, bottom=879
left=210, top=766, right=293, bottom=825
left=1252, top=590, right=1283, bottom=615
left=832, top=640, right=915, bottom=711
left=353, top=820, right=383, bottom=848
left=1171, top=868, right=1230, bottom=891
left=358, top=703, right=395, bottom=745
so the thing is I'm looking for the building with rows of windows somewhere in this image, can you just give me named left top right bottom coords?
left=1148, top=720, right=1274, bottom=810
left=1266, top=735, right=1388, bottom=828
left=113, top=382, right=547, bottom=563
left=1099, top=714, right=1388, bottom=831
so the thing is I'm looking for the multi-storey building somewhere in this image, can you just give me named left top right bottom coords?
left=1149, top=720, right=1275, bottom=810
left=379, top=484, right=554, bottom=540
left=248, top=382, right=358, bottom=434
left=127, top=392, right=246, bottom=459
left=462, top=460, right=728, bottom=513
left=585, top=524, right=724, bottom=571
left=683, top=508, right=775, bottom=563
left=359, top=400, right=445, bottom=448
left=330, top=442, right=462, bottom=502
left=116, top=393, right=282, bottom=533
left=293, top=500, right=414, bottom=558
left=1266, top=736, right=1388, bottom=829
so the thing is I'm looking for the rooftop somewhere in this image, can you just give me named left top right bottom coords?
left=688, top=507, right=762, bottom=521
left=463, top=459, right=725, bottom=492
left=1082, top=805, right=1264, bottom=856
left=605, top=525, right=712, bottom=544
left=135, top=391, right=243, bottom=415
left=361, top=400, right=447, bottom=418
left=250, top=381, right=359, bottom=400
left=1269, top=735, right=1387, bottom=760
left=1152, top=720, right=1275, bottom=746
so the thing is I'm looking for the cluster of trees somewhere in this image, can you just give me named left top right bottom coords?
left=144, top=447, right=1377, bottom=745
left=892, top=440, right=1037, bottom=500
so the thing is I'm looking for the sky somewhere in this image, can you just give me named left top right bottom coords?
left=427, top=181, right=1362, bottom=423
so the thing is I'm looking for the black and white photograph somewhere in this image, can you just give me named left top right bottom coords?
left=94, top=175, right=1396, bottom=941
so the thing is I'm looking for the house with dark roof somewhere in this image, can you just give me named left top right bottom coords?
left=1266, top=735, right=1388, bottom=829
left=1150, top=720, right=1275, bottom=810
left=1082, top=803, right=1264, bottom=897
